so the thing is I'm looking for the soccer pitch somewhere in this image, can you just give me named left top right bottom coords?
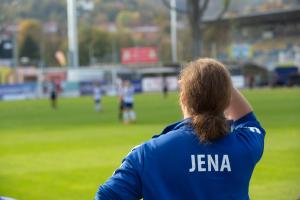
left=0, top=88, right=299, bottom=200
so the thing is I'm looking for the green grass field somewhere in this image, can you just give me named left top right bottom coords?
left=0, top=88, right=299, bottom=200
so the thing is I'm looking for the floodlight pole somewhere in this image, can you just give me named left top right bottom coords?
left=170, top=0, right=177, bottom=63
left=67, top=0, right=79, bottom=68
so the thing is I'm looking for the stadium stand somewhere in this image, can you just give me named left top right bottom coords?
left=204, top=3, right=300, bottom=70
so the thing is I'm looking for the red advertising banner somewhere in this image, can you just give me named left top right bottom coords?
left=121, top=47, right=159, bottom=64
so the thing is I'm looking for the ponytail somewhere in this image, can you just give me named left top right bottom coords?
left=180, top=58, right=232, bottom=143
left=192, top=113, right=229, bottom=143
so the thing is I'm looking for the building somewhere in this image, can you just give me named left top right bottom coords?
left=203, top=4, right=300, bottom=70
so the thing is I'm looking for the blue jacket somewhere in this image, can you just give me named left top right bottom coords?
left=95, top=112, right=265, bottom=200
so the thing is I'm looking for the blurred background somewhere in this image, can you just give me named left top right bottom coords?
left=0, top=0, right=299, bottom=200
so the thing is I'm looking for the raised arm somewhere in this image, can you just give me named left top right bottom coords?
left=225, top=88, right=253, bottom=121
left=226, top=89, right=265, bottom=164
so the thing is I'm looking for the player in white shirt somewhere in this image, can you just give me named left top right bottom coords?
left=93, top=83, right=102, bottom=112
left=120, top=80, right=136, bottom=124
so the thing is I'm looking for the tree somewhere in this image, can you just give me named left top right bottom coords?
left=161, top=0, right=230, bottom=59
left=78, top=27, right=114, bottom=65
left=18, top=19, right=43, bottom=64
left=19, top=35, right=40, bottom=61
left=116, top=11, right=141, bottom=30
left=43, top=34, right=66, bottom=67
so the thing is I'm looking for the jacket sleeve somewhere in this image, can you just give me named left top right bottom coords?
left=232, top=112, right=266, bottom=164
left=94, top=145, right=144, bottom=200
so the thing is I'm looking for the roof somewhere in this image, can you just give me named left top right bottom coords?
left=204, top=7, right=300, bottom=26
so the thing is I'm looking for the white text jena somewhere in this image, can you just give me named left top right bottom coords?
left=189, top=154, right=231, bottom=172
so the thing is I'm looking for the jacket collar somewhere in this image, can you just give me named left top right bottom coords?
left=152, top=118, right=191, bottom=138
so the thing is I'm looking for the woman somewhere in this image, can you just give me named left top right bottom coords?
left=95, top=58, right=265, bottom=200
left=49, top=81, right=58, bottom=109
left=120, top=80, right=136, bottom=124
left=93, top=82, right=102, bottom=112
